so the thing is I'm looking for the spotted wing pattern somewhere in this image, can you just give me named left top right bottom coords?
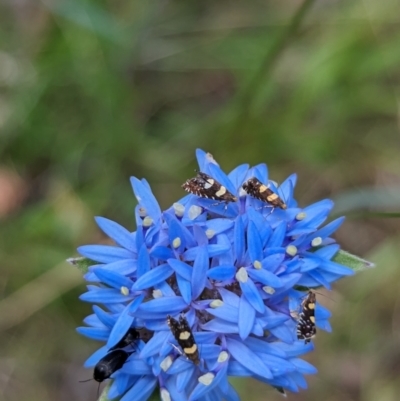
left=182, top=172, right=237, bottom=203
left=242, top=177, right=287, bottom=209
left=167, top=314, right=199, bottom=364
left=296, top=291, right=316, bottom=343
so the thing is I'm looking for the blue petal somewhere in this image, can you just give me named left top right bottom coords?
left=252, top=164, right=268, bottom=182
left=109, top=373, right=138, bottom=398
left=251, top=321, right=265, bottom=336
left=226, top=337, right=272, bottom=379
left=107, top=303, right=135, bottom=348
left=259, top=354, right=296, bottom=376
left=269, top=324, right=295, bottom=343
left=193, top=225, right=208, bottom=246
left=199, top=344, right=221, bottom=359
left=299, top=256, right=320, bottom=272
left=197, top=198, right=239, bottom=218
left=95, top=217, right=136, bottom=252
left=262, top=252, right=285, bottom=272
left=132, top=264, right=174, bottom=290
left=192, top=246, right=209, bottom=299
left=151, top=246, right=174, bottom=261
left=120, top=375, right=157, bottom=401
left=166, top=357, right=193, bottom=375
left=313, top=216, right=345, bottom=239
left=257, top=307, right=289, bottom=329
left=93, top=305, right=117, bottom=328
left=165, top=378, right=188, bottom=401
left=154, top=281, right=176, bottom=297
left=290, top=200, right=333, bottom=233
left=319, top=259, right=355, bottom=276
left=83, top=313, right=103, bottom=327
left=93, top=259, right=137, bottom=276
left=266, top=222, right=286, bottom=247
left=76, top=326, right=109, bottom=341
left=290, top=358, right=317, bottom=374
left=247, top=221, right=263, bottom=262
left=227, top=361, right=252, bottom=376
left=228, top=164, right=250, bottom=191
left=245, top=208, right=265, bottom=233
left=165, top=214, right=194, bottom=249
left=135, top=225, right=144, bottom=250
left=308, top=270, right=332, bottom=289
left=243, top=337, right=287, bottom=358
left=189, top=365, right=228, bottom=401
left=206, top=304, right=238, bottom=323
left=233, top=216, right=245, bottom=265
left=218, top=288, right=240, bottom=307
left=177, top=275, right=192, bottom=304
left=177, top=365, right=196, bottom=392
left=121, top=357, right=153, bottom=375
left=296, top=274, right=323, bottom=288
left=83, top=345, right=108, bottom=367
left=79, top=288, right=132, bottom=304
left=201, top=319, right=239, bottom=334
left=276, top=273, right=301, bottom=292
left=280, top=174, right=296, bottom=206
left=314, top=244, right=340, bottom=260
left=286, top=371, right=308, bottom=389
left=128, top=294, right=145, bottom=315
left=130, top=177, right=161, bottom=220
left=205, top=219, right=234, bottom=235
left=316, top=317, right=332, bottom=332
left=196, top=148, right=210, bottom=171
left=247, top=269, right=282, bottom=288
left=78, top=245, right=134, bottom=263
left=138, top=296, right=187, bottom=314
left=194, top=332, right=218, bottom=344
left=207, top=265, right=235, bottom=281
left=238, top=296, right=255, bottom=340
left=167, top=259, right=192, bottom=281
left=220, top=383, right=241, bottom=401
left=137, top=245, right=151, bottom=277
left=140, top=330, right=171, bottom=359
left=183, top=240, right=230, bottom=262
left=94, top=268, right=133, bottom=289
left=275, top=341, right=314, bottom=358
left=240, top=277, right=265, bottom=313
left=315, top=303, right=332, bottom=320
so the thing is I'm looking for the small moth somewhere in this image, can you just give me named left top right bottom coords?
left=242, top=177, right=287, bottom=210
left=182, top=172, right=237, bottom=204
left=296, top=291, right=316, bottom=343
left=167, top=314, right=199, bottom=365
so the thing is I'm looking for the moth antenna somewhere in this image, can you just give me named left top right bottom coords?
left=311, top=290, right=337, bottom=303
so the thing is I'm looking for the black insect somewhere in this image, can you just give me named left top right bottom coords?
left=167, top=314, right=199, bottom=365
left=81, top=327, right=140, bottom=385
left=93, top=350, right=130, bottom=382
left=296, top=291, right=316, bottom=343
left=242, top=177, right=287, bottom=210
left=109, top=328, right=140, bottom=351
left=182, top=172, right=237, bottom=204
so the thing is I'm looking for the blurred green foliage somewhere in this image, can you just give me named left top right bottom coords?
left=1, top=0, right=400, bottom=400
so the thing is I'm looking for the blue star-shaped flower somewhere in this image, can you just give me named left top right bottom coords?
left=75, top=148, right=354, bottom=401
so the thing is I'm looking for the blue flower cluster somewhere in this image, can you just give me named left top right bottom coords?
left=76, top=149, right=354, bottom=401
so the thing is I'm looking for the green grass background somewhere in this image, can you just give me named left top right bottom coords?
left=1, top=0, right=400, bottom=400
